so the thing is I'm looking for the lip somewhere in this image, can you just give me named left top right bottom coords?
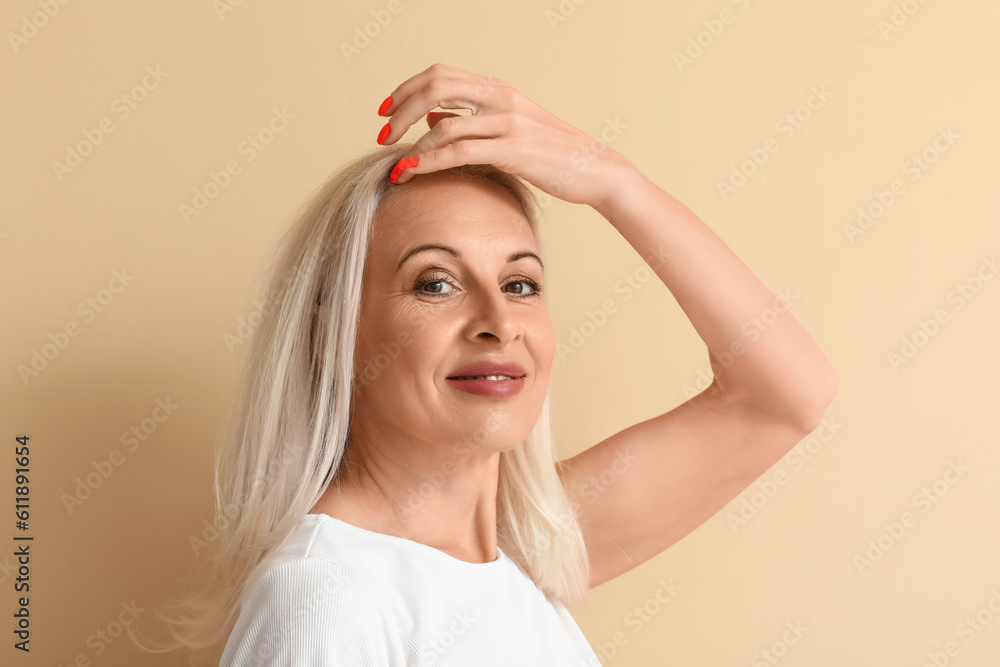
left=446, top=360, right=527, bottom=398
left=448, top=360, right=527, bottom=379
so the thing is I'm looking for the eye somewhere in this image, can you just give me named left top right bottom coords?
left=413, top=274, right=542, bottom=299
left=414, top=274, right=457, bottom=297
left=503, top=278, right=542, bottom=298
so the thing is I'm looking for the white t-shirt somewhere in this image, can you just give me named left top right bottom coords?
left=219, top=512, right=601, bottom=666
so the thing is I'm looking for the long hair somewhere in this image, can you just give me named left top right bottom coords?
left=129, top=142, right=590, bottom=661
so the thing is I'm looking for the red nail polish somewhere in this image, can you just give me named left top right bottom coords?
left=377, top=122, right=390, bottom=145
left=378, top=95, right=392, bottom=116
left=389, top=156, right=419, bottom=183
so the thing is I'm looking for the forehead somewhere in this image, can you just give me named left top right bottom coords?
left=370, top=175, right=536, bottom=263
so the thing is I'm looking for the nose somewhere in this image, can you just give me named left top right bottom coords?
left=463, top=284, right=524, bottom=346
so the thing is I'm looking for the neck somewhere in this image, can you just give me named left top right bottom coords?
left=311, top=424, right=501, bottom=564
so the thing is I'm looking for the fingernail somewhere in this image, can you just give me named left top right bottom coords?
left=378, top=95, right=393, bottom=116
left=389, top=156, right=419, bottom=183
left=376, top=122, right=390, bottom=145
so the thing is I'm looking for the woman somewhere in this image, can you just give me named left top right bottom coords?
left=135, top=63, right=837, bottom=665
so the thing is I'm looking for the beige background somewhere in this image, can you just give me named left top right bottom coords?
left=3, top=0, right=999, bottom=665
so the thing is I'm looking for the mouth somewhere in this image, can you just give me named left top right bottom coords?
left=445, top=375, right=526, bottom=397
left=447, top=359, right=528, bottom=380
left=446, top=360, right=528, bottom=398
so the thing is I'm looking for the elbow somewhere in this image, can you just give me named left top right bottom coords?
left=791, top=366, right=839, bottom=433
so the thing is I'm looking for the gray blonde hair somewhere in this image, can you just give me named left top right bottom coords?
left=130, top=143, right=590, bottom=659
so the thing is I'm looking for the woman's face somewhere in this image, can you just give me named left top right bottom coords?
left=351, top=174, right=554, bottom=455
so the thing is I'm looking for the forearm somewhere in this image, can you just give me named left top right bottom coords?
left=592, top=155, right=838, bottom=430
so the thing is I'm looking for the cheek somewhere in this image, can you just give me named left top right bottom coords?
left=532, top=311, right=556, bottom=371
left=354, top=302, right=437, bottom=386
left=353, top=301, right=402, bottom=384
left=521, top=318, right=554, bottom=407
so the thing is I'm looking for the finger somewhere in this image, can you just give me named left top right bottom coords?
left=379, top=63, right=502, bottom=117
left=377, top=74, right=464, bottom=146
left=405, top=113, right=507, bottom=160
left=377, top=65, right=509, bottom=146
left=391, top=138, right=511, bottom=185
left=426, top=111, right=460, bottom=129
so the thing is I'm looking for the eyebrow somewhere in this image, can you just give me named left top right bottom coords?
left=394, top=243, right=544, bottom=273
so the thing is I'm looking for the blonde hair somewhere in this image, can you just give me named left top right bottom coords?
left=130, top=143, right=590, bottom=661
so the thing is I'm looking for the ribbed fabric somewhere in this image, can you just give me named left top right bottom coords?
left=219, top=512, right=601, bottom=666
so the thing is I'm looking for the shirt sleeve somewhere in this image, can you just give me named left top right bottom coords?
left=218, top=556, right=404, bottom=666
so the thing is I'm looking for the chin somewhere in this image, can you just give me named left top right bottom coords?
left=449, top=408, right=537, bottom=455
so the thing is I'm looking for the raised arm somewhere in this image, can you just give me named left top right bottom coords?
left=559, top=155, right=838, bottom=587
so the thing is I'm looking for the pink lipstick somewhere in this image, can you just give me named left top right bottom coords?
left=446, top=360, right=527, bottom=398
